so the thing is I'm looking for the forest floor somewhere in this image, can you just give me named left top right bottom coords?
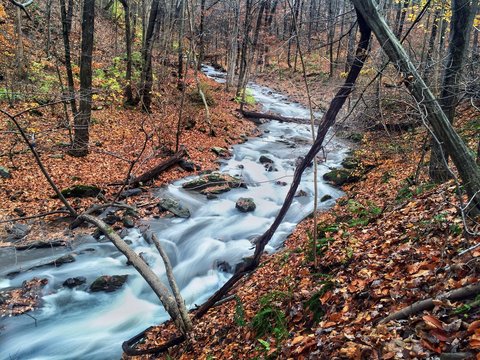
left=124, top=68, right=480, bottom=359
left=0, top=71, right=257, bottom=246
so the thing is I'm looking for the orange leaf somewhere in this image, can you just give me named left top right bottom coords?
left=423, top=315, right=444, bottom=330
left=468, top=320, right=480, bottom=333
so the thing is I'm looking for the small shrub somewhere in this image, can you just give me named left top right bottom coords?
left=251, top=292, right=289, bottom=341
left=234, top=88, right=256, bottom=105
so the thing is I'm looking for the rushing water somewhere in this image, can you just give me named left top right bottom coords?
left=0, top=66, right=347, bottom=360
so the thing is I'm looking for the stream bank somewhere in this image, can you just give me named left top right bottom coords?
left=0, top=67, right=349, bottom=359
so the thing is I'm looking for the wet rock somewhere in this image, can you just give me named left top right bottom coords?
left=6, top=223, right=30, bottom=242
left=321, top=194, right=333, bottom=202
left=323, top=169, right=359, bottom=186
left=295, top=190, right=308, bottom=197
left=178, top=159, right=197, bottom=172
left=276, top=181, right=288, bottom=186
left=59, top=185, right=101, bottom=198
left=216, top=260, right=232, bottom=273
left=157, top=198, right=191, bottom=218
left=122, top=215, right=135, bottom=228
left=235, top=255, right=254, bottom=273
left=89, top=275, right=128, bottom=292
left=259, top=155, right=274, bottom=164
left=104, top=214, right=121, bottom=225
left=63, top=276, right=86, bottom=288
left=182, top=172, right=246, bottom=196
left=51, top=254, right=75, bottom=267
left=119, top=188, right=142, bottom=199
left=0, top=166, right=11, bottom=179
left=236, top=197, right=256, bottom=212
left=211, top=147, right=229, bottom=157
left=206, top=194, right=218, bottom=200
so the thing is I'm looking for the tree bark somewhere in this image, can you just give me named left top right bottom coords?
left=351, top=0, right=480, bottom=214
left=118, top=0, right=135, bottom=105
left=60, top=0, right=77, bottom=116
left=69, top=0, right=95, bottom=157
left=428, top=0, right=478, bottom=182
left=139, top=0, right=160, bottom=112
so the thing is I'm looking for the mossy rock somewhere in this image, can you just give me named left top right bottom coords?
left=90, top=275, right=128, bottom=292
left=157, top=198, right=191, bottom=218
left=236, top=197, right=256, bottom=212
left=60, top=185, right=101, bottom=198
left=323, top=169, right=359, bottom=186
left=321, top=194, right=333, bottom=202
left=341, top=156, right=360, bottom=170
left=182, top=172, right=246, bottom=194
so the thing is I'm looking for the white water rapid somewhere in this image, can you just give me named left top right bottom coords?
left=0, top=66, right=347, bottom=359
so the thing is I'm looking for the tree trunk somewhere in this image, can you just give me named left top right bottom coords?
left=236, top=0, right=252, bottom=96
left=69, top=0, right=95, bottom=157
left=428, top=0, right=478, bottom=182
left=422, top=6, right=440, bottom=83
left=226, top=0, right=240, bottom=90
left=351, top=0, right=480, bottom=214
left=197, top=0, right=206, bottom=69
left=118, top=0, right=135, bottom=105
left=15, top=7, right=26, bottom=80
left=394, top=0, right=410, bottom=38
left=60, top=0, right=77, bottom=118
left=139, top=0, right=160, bottom=111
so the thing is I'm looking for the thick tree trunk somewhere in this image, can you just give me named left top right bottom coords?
left=429, top=0, right=478, bottom=182
left=226, top=0, right=240, bottom=90
left=351, top=0, right=480, bottom=214
left=69, top=0, right=94, bottom=157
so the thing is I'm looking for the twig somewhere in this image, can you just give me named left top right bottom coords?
left=0, top=210, right=71, bottom=224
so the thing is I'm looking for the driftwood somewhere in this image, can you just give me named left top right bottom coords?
left=379, top=282, right=480, bottom=324
left=240, top=109, right=315, bottom=125
left=129, top=147, right=187, bottom=187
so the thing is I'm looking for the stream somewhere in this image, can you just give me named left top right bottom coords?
left=0, top=66, right=347, bottom=360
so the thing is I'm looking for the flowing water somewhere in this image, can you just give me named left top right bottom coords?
left=0, top=66, right=347, bottom=359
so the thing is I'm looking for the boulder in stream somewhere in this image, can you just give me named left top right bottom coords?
left=182, top=172, right=246, bottom=196
left=211, top=147, right=230, bottom=157
left=50, top=254, right=76, bottom=267
left=236, top=197, right=256, bottom=212
left=63, top=276, right=86, bottom=288
left=89, top=275, right=128, bottom=292
left=157, top=198, right=191, bottom=218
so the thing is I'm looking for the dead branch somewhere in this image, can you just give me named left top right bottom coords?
left=240, top=109, right=315, bottom=125
left=380, top=282, right=480, bottom=324
left=0, top=210, right=71, bottom=224
left=0, top=109, right=77, bottom=217
left=151, top=233, right=192, bottom=332
left=129, top=146, right=187, bottom=187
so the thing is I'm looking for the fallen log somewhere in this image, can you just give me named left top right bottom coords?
left=129, top=147, right=187, bottom=187
left=240, top=109, right=316, bottom=125
left=379, top=282, right=480, bottom=324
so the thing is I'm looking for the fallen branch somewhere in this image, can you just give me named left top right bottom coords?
left=379, top=282, right=480, bottom=324
left=129, top=146, right=187, bottom=187
left=240, top=109, right=315, bottom=125
left=0, top=210, right=71, bottom=224
left=80, top=214, right=190, bottom=335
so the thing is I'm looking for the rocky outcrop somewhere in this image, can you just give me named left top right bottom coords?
left=89, top=275, right=128, bottom=292
left=236, top=197, right=256, bottom=212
